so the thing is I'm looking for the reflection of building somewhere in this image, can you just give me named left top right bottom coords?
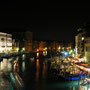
left=0, top=32, right=12, bottom=53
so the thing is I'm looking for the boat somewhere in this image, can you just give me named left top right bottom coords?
left=57, top=72, right=87, bottom=81
left=51, top=60, right=87, bottom=80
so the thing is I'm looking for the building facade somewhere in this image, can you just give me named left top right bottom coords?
left=84, top=37, right=90, bottom=62
left=0, top=32, right=12, bottom=53
left=75, top=24, right=90, bottom=62
left=75, top=28, right=86, bottom=55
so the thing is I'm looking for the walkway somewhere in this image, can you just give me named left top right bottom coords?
left=0, top=71, right=10, bottom=90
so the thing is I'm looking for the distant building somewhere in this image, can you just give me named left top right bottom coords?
left=13, top=30, right=33, bottom=52
left=24, top=31, right=33, bottom=52
left=38, top=41, right=47, bottom=51
left=0, top=32, right=12, bottom=53
left=33, top=41, right=39, bottom=52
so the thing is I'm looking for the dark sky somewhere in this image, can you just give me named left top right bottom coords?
left=0, top=2, right=90, bottom=42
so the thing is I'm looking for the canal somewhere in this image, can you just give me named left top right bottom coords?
left=12, top=54, right=89, bottom=90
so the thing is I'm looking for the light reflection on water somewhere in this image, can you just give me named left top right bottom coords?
left=35, top=59, right=40, bottom=81
left=42, top=62, right=46, bottom=79
left=22, top=62, right=25, bottom=72
left=14, top=54, right=90, bottom=90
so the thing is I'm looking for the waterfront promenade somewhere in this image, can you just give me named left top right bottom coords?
left=0, top=71, right=10, bottom=90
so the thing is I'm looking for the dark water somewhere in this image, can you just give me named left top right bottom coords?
left=15, top=54, right=88, bottom=90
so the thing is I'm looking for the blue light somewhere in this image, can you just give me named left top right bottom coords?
left=64, top=52, right=68, bottom=56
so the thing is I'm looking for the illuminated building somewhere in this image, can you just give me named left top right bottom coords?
left=12, top=39, right=19, bottom=52
left=84, top=37, right=90, bottom=62
left=75, top=28, right=85, bottom=56
left=75, top=24, right=90, bottom=62
left=0, top=32, right=12, bottom=53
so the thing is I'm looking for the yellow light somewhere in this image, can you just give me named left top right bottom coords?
left=16, top=48, right=19, bottom=52
left=37, top=53, right=39, bottom=57
left=37, top=49, right=39, bottom=52
left=22, top=48, right=25, bottom=51
left=45, top=47, right=47, bottom=50
left=58, top=46, right=61, bottom=50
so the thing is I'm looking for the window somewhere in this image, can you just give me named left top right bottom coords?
left=1, top=38, right=5, bottom=41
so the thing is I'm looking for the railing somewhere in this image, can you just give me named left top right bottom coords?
left=10, top=72, right=24, bottom=90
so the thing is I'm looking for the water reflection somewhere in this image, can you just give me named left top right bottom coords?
left=35, top=59, right=40, bottom=81
left=10, top=54, right=90, bottom=90
left=22, top=62, right=25, bottom=72
left=22, top=54, right=26, bottom=60
left=42, top=62, right=46, bottom=79
left=0, top=59, right=12, bottom=72
left=7, top=62, right=12, bottom=72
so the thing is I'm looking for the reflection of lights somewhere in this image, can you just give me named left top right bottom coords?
left=3, top=59, right=8, bottom=68
left=37, top=59, right=39, bottom=62
left=42, top=62, right=46, bottom=79
left=37, top=49, right=39, bottom=52
left=16, top=48, right=19, bottom=52
left=58, top=46, right=61, bottom=50
left=0, top=61, right=3, bottom=70
left=35, top=59, right=40, bottom=81
left=22, top=54, right=25, bottom=60
left=46, top=51, right=47, bottom=55
left=64, top=52, right=68, bottom=56
left=37, top=53, right=39, bottom=57
left=22, top=62, right=25, bottom=72
left=22, top=48, right=25, bottom=51
left=43, top=51, right=46, bottom=56
left=8, top=62, right=12, bottom=71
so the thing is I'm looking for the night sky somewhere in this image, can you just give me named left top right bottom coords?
left=0, top=2, right=90, bottom=42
